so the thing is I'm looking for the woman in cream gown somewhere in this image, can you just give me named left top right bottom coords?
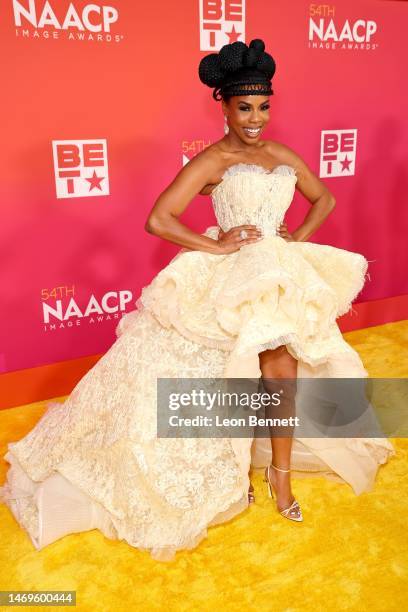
left=0, top=39, right=394, bottom=562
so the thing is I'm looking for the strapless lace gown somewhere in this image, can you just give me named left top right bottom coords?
left=0, top=164, right=395, bottom=561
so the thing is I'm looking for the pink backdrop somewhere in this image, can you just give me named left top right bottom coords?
left=1, top=0, right=407, bottom=373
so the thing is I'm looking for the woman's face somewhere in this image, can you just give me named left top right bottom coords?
left=222, top=95, right=270, bottom=144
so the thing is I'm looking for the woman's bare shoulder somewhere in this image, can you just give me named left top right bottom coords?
left=186, top=142, right=231, bottom=195
left=193, top=141, right=229, bottom=169
left=263, top=139, right=308, bottom=176
left=263, top=139, right=295, bottom=160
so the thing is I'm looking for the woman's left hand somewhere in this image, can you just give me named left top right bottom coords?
left=277, top=222, right=296, bottom=242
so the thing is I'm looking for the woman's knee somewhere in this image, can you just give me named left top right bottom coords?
left=259, top=346, right=298, bottom=400
left=259, top=344, right=298, bottom=377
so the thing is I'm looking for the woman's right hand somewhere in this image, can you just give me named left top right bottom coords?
left=217, top=225, right=263, bottom=254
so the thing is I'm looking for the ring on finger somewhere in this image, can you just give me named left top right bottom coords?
left=239, top=230, right=248, bottom=240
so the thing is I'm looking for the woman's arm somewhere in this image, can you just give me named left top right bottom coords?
left=145, top=150, right=261, bottom=254
left=270, top=142, right=336, bottom=242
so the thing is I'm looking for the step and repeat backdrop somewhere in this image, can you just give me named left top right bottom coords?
left=0, top=0, right=407, bottom=372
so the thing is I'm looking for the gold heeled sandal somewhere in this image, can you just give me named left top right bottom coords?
left=263, top=463, right=303, bottom=522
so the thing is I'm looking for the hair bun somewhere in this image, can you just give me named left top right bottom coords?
left=249, top=39, right=265, bottom=53
left=198, top=38, right=276, bottom=99
left=218, top=41, right=247, bottom=72
left=245, top=39, right=265, bottom=66
left=256, top=53, right=276, bottom=80
left=198, top=53, right=225, bottom=87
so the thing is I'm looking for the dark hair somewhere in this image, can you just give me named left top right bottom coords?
left=198, top=39, right=276, bottom=101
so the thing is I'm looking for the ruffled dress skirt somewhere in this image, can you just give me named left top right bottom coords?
left=0, top=226, right=395, bottom=561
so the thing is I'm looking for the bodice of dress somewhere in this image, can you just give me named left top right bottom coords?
left=210, top=163, right=298, bottom=237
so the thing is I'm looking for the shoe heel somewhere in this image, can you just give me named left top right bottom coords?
left=263, top=467, right=274, bottom=499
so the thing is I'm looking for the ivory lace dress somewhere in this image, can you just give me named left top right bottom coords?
left=0, top=164, right=394, bottom=561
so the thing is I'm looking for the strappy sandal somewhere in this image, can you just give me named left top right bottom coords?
left=263, top=463, right=303, bottom=522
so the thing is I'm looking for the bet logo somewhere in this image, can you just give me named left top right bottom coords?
left=52, top=139, right=110, bottom=199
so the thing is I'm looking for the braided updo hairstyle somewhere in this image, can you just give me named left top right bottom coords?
left=198, top=39, right=276, bottom=101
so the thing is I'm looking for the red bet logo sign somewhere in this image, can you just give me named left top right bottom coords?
left=52, top=139, right=110, bottom=198
left=320, top=130, right=357, bottom=178
left=199, top=0, right=245, bottom=50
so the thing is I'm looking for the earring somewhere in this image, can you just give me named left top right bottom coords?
left=224, top=115, right=229, bottom=135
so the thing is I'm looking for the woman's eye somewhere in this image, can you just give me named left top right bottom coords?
left=239, top=106, right=270, bottom=111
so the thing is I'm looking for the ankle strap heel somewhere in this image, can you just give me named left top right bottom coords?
left=263, top=463, right=303, bottom=522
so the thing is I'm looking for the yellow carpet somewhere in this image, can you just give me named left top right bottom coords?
left=0, top=321, right=407, bottom=611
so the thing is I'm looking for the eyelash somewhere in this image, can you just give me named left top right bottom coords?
left=239, top=106, right=270, bottom=111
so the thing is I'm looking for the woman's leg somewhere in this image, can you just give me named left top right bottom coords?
left=259, top=345, right=298, bottom=511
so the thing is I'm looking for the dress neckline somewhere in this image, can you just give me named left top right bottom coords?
left=209, top=163, right=297, bottom=198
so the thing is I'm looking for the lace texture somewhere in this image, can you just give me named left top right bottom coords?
left=211, top=164, right=297, bottom=237
left=0, top=310, right=249, bottom=561
left=0, top=164, right=395, bottom=561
